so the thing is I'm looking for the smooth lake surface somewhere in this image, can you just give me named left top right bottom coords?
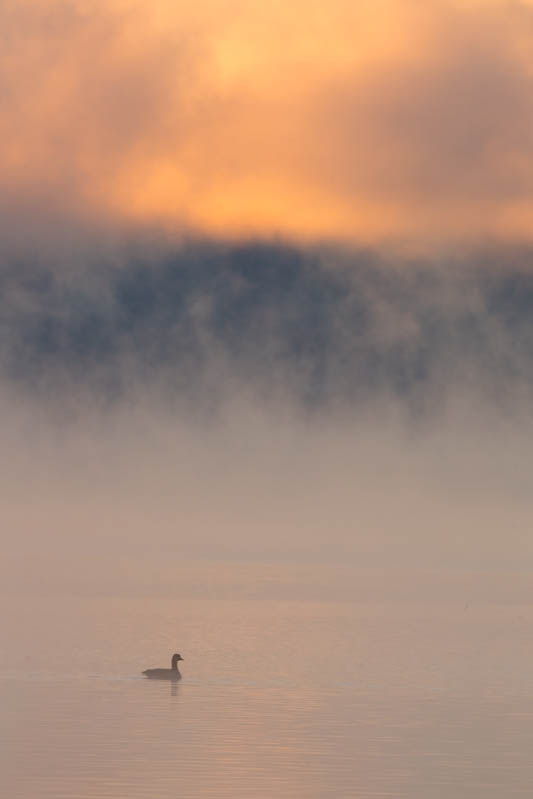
left=2, top=592, right=533, bottom=798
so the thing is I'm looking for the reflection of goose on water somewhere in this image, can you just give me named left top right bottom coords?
left=143, top=653, right=184, bottom=680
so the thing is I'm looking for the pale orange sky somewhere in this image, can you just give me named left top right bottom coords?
left=2, top=0, right=533, bottom=245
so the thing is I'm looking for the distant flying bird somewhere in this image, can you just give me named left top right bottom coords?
left=142, top=653, right=184, bottom=680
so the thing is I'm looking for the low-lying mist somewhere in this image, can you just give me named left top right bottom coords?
left=2, top=236, right=533, bottom=602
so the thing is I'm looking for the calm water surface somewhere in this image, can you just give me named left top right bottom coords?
left=2, top=594, right=533, bottom=798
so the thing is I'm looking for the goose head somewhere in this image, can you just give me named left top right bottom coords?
left=171, top=653, right=184, bottom=669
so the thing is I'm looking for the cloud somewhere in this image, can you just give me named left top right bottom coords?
left=317, top=2, right=533, bottom=241
left=2, top=237, right=533, bottom=418
left=2, top=0, right=533, bottom=246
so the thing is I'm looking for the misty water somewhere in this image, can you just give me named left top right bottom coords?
left=3, top=585, right=533, bottom=798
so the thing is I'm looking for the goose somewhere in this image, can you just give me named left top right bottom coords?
left=142, top=653, right=184, bottom=680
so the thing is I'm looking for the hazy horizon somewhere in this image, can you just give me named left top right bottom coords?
left=2, top=234, right=533, bottom=603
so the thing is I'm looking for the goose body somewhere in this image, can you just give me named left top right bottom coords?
left=143, top=653, right=183, bottom=680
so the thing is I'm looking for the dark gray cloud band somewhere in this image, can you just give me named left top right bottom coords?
left=2, top=238, right=533, bottom=417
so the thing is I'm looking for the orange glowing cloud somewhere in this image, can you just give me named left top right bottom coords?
left=2, top=0, right=533, bottom=246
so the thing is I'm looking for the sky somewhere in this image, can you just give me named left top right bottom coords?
left=2, top=0, right=533, bottom=599
left=3, top=0, right=533, bottom=245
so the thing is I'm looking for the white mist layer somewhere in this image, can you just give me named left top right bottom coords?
left=2, top=388, right=532, bottom=602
